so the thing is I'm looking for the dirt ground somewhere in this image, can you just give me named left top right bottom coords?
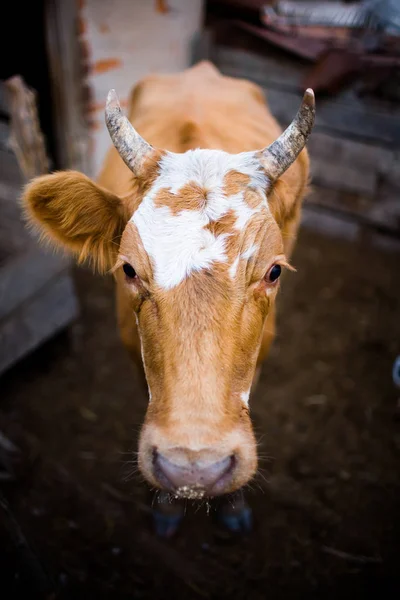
left=1, top=224, right=399, bottom=599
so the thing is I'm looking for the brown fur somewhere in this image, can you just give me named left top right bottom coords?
left=154, top=183, right=207, bottom=214
left=22, top=61, right=310, bottom=496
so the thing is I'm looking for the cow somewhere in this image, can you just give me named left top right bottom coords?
left=23, top=61, right=314, bottom=535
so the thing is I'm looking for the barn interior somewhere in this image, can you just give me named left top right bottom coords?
left=1, top=1, right=399, bottom=598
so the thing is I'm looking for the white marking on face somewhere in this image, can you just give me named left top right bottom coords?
left=241, top=389, right=251, bottom=406
left=133, top=204, right=229, bottom=289
left=131, top=149, right=269, bottom=290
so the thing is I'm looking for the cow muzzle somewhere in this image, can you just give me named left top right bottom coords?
left=138, top=421, right=257, bottom=498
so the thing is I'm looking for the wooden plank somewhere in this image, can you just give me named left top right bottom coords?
left=301, top=204, right=360, bottom=241
left=307, top=132, right=392, bottom=196
left=0, top=273, right=79, bottom=374
left=308, top=132, right=391, bottom=170
left=215, top=44, right=400, bottom=119
left=0, top=149, right=23, bottom=186
left=306, top=186, right=400, bottom=237
left=310, top=157, right=376, bottom=197
left=5, top=76, right=50, bottom=180
left=302, top=203, right=400, bottom=250
left=307, top=185, right=372, bottom=219
left=268, top=87, right=400, bottom=146
left=215, top=44, right=307, bottom=91
left=0, top=76, right=80, bottom=375
left=219, top=65, right=400, bottom=146
left=0, top=148, right=29, bottom=266
left=0, top=121, right=10, bottom=152
left=45, top=0, right=89, bottom=172
left=0, top=247, right=71, bottom=321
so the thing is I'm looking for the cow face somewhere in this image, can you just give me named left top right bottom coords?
left=118, top=148, right=291, bottom=497
left=23, top=88, right=314, bottom=499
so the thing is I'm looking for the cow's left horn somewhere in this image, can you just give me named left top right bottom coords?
left=105, top=89, right=153, bottom=174
left=261, top=88, right=315, bottom=181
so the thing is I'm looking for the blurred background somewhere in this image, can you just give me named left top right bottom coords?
left=0, top=0, right=399, bottom=598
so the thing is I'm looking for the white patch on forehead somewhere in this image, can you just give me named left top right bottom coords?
left=241, top=389, right=251, bottom=406
left=133, top=204, right=229, bottom=289
left=157, top=148, right=268, bottom=194
left=131, top=149, right=269, bottom=290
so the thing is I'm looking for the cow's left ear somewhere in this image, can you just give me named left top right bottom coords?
left=22, top=170, right=127, bottom=273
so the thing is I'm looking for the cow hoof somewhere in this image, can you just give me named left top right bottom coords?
left=217, top=505, right=253, bottom=534
left=152, top=510, right=183, bottom=538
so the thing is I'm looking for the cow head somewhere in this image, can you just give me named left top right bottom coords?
left=23, top=88, right=315, bottom=499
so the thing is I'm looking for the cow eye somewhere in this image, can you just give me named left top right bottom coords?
left=266, top=264, right=281, bottom=283
left=123, top=263, right=137, bottom=279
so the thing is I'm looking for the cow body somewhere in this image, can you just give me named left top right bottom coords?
left=23, top=61, right=313, bottom=507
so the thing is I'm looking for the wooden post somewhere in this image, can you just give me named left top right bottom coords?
left=5, top=75, right=50, bottom=180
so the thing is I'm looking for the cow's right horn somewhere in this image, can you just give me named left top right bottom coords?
left=261, top=88, right=315, bottom=181
left=105, top=89, right=153, bottom=175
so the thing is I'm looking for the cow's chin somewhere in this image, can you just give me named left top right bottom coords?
left=137, top=416, right=258, bottom=499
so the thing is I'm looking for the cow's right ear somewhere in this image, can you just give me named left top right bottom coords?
left=22, top=170, right=127, bottom=273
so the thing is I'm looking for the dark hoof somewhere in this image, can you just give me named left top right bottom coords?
left=218, top=505, right=253, bottom=533
left=152, top=510, right=183, bottom=538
